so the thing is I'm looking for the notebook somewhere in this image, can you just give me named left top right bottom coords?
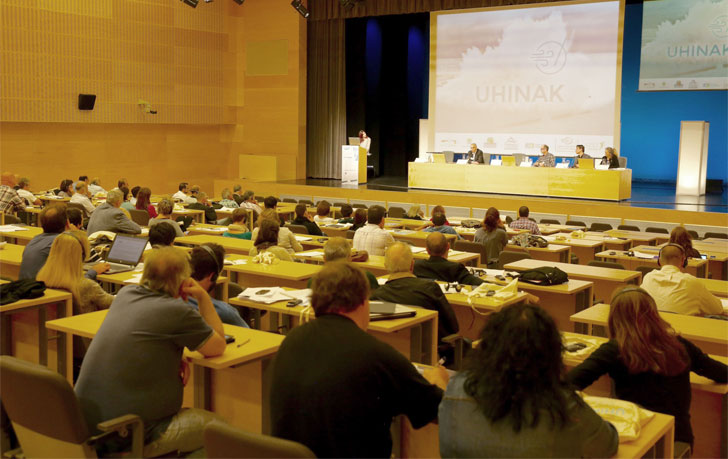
left=369, top=301, right=416, bottom=321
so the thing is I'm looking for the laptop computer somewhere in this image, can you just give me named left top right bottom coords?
left=85, top=234, right=148, bottom=274
left=431, top=153, right=446, bottom=163
left=578, top=158, right=595, bottom=169
left=348, top=137, right=360, bottom=146
left=501, top=156, right=516, bottom=166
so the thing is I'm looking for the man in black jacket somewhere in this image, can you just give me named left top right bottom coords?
left=187, top=192, right=219, bottom=224
left=467, top=143, right=484, bottom=164
left=290, top=203, right=323, bottom=236
left=414, top=232, right=484, bottom=286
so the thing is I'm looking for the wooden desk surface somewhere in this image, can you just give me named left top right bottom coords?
left=571, top=303, right=728, bottom=348
left=176, top=234, right=253, bottom=254
left=45, top=310, right=283, bottom=371
left=223, top=255, right=321, bottom=281
left=187, top=224, right=228, bottom=236
left=0, top=243, right=24, bottom=266
left=596, top=249, right=707, bottom=270
left=504, top=258, right=642, bottom=283
left=698, top=278, right=728, bottom=297
left=0, top=285, right=72, bottom=314
left=700, top=238, right=728, bottom=246
left=543, top=235, right=606, bottom=248
left=386, top=228, right=457, bottom=244
left=294, top=249, right=479, bottom=270
left=605, top=229, right=667, bottom=244
left=0, top=226, right=42, bottom=242
left=430, top=282, right=530, bottom=313
left=539, top=224, right=585, bottom=233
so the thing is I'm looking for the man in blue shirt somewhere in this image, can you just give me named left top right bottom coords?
left=423, top=213, right=461, bottom=239
left=187, top=243, right=248, bottom=328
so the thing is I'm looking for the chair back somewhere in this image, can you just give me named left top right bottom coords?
left=540, top=219, right=560, bottom=225
left=686, top=230, right=700, bottom=240
left=387, top=206, right=405, bottom=218
left=636, top=265, right=656, bottom=278
left=589, top=222, right=613, bottom=232
left=498, top=251, right=532, bottom=269
left=587, top=260, right=626, bottom=270
left=453, top=240, right=488, bottom=266
left=282, top=198, right=297, bottom=203
left=0, top=356, right=95, bottom=458
left=128, top=209, right=150, bottom=226
left=287, top=224, right=309, bottom=235
left=297, top=199, right=313, bottom=206
left=2, top=214, right=21, bottom=224
left=333, top=202, right=348, bottom=208
left=351, top=203, right=367, bottom=209
left=204, top=422, right=315, bottom=458
left=645, top=227, right=669, bottom=234
left=565, top=220, right=587, bottom=228
left=618, top=225, right=640, bottom=231
left=346, top=230, right=356, bottom=239
left=704, top=232, right=728, bottom=240
left=618, top=156, right=627, bottom=168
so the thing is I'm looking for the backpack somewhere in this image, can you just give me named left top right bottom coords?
left=517, top=266, right=569, bottom=286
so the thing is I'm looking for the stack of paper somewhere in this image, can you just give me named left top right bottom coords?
left=224, top=258, right=248, bottom=266
left=294, top=235, right=313, bottom=242
left=0, top=225, right=27, bottom=232
left=123, top=274, right=143, bottom=285
left=238, top=287, right=311, bottom=305
left=295, top=251, right=322, bottom=258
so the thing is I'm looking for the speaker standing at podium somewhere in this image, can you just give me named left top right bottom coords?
left=359, top=130, right=371, bottom=156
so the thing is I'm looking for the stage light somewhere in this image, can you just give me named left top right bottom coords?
left=232, top=0, right=245, bottom=4
left=181, top=0, right=198, bottom=7
left=291, top=0, right=309, bottom=18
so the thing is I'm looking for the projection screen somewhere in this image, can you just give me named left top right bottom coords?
left=429, top=0, right=623, bottom=157
left=639, top=0, right=728, bottom=91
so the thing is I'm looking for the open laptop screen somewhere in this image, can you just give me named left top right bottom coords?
left=106, top=235, right=148, bottom=265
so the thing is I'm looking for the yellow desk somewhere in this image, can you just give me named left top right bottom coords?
left=654, top=241, right=728, bottom=281
left=96, top=271, right=230, bottom=301
left=384, top=218, right=432, bottom=231
left=698, top=277, right=728, bottom=297
left=605, top=229, right=668, bottom=246
left=318, top=224, right=350, bottom=239
left=172, top=208, right=205, bottom=224
left=176, top=234, right=253, bottom=255
left=0, top=281, right=73, bottom=379
left=543, top=236, right=605, bottom=264
left=230, top=294, right=439, bottom=366
left=223, top=255, right=321, bottom=289
left=596, top=248, right=707, bottom=278
left=571, top=303, right=728, bottom=357
left=507, top=243, right=571, bottom=264
left=408, top=162, right=632, bottom=201
left=187, top=223, right=228, bottom=236
left=38, top=196, right=70, bottom=206
left=386, top=229, right=457, bottom=248
left=562, top=332, right=728, bottom=459
left=0, top=226, right=42, bottom=246
left=0, top=243, right=24, bottom=280
left=45, top=310, right=283, bottom=434
left=504, top=258, right=641, bottom=305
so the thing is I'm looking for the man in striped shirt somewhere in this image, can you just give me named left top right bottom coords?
left=509, top=206, right=541, bottom=235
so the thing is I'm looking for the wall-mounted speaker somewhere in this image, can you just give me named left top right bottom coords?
left=78, top=94, right=96, bottom=110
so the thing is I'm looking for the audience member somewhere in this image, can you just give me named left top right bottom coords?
left=429, top=205, right=450, bottom=225
left=135, top=187, right=157, bottom=218
left=148, top=222, right=177, bottom=248
left=338, top=203, right=354, bottom=224
left=77, top=175, right=90, bottom=191
left=222, top=208, right=252, bottom=240
left=263, top=195, right=286, bottom=226
left=509, top=206, right=541, bottom=235
left=271, top=263, right=447, bottom=458
left=640, top=244, right=723, bottom=316
left=406, top=204, right=424, bottom=220
left=86, top=189, right=142, bottom=235
left=120, top=187, right=133, bottom=211
left=232, top=185, right=244, bottom=205
left=188, top=243, right=248, bottom=327
left=291, top=203, right=324, bottom=236
left=129, top=185, right=141, bottom=206
left=568, top=287, right=727, bottom=448
left=350, top=208, right=368, bottom=231
left=37, top=231, right=114, bottom=361
left=189, top=185, right=200, bottom=200
left=414, top=232, right=484, bottom=286
left=88, top=177, right=106, bottom=195
left=423, top=212, right=461, bottom=239
left=66, top=207, right=84, bottom=230
left=75, top=247, right=226, bottom=456
left=352, top=205, right=394, bottom=256
left=669, top=226, right=701, bottom=259
left=306, top=237, right=379, bottom=290
left=172, top=182, right=196, bottom=204
left=239, top=191, right=262, bottom=216
left=69, top=182, right=96, bottom=216
left=0, top=173, right=26, bottom=215
left=19, top=204, right=109, bottom=280
left=149, top=199, right=184, bottom=237
left=249, top=219, right=293, bottom=261
left=601, top=147, right=620, bottom=169
left=58, top=179, right=74, bottom=198
left=533, top=144, right=555, bottom=167
left=440, top=303, right=618, bottom=457
left=474, top=207, right=508, bottom=268
left=187, top=192, right=219, bottom=224
left=15, top=177, right=41, bottom=206
left=115, top=178, right=129, bottom=192
left=219, top=188, right=239, bottom=208
left=251, top=209, right=302, bottom=253
left=313, top=201, right=333, bottom=224
left=370, top=242, right=459, bottom=361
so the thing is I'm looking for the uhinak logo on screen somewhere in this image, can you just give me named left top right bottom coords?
left=666, top=43, right=728, bottom=58
left=709, top=15, right=728, bottom=38
left=476, top=85, right=564, bottom=103
left=530, top=40, right=568, bottom=74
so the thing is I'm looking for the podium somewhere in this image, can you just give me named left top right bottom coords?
left=341, top=146, right=368, bottom=185
left=676, top=121, right=709, bottom=196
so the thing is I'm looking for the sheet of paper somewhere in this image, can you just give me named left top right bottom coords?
left=294, top=235, right=313, bottom=241
left=295, top=251, right=322, bottom=258
left=224, top=258, right=248, bottom=266
left=0, top=225, right=27, bottom=232
left=123, top=274, right=143, bottom=285
left=238, top=287, right=292, bottom=304
left=410, top=247, right=427, bottom=254
left=721, top=298, right=728, bottom=313
left=632, top=251, right=657, bottom=259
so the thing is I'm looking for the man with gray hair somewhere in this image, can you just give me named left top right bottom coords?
left=88, top=177, right=106, bottom=195
left=219, top=188, right=239, bottom=208
left=306, top=237, right=379, bottom=290
left=86, top=189, right=142, bottom=235
left=371, top=242, right=459, bottom=362
left=232, top=184, right=244, bottom=205
left=75, top=247, right=227, bottom=456
left=149, top=199, right=185, bottom=237
left=70, top=181, right=96, bottom=216
left=239, top=190, right=262, bottom=216
left=15, top=177, right=41, bottom=206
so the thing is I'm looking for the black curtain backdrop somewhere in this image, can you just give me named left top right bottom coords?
left=345, top=13, right=429, bottom=178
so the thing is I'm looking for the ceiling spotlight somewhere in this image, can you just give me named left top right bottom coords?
left=291, top=0, right=310, bottom=18
left=181, top=0, right=198, bottom=7
left=232, top=0, right=245, bottom=4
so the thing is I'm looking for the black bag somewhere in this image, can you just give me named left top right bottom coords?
left=528, top=235, right=549, bottom=248
left=0, top=280, right=47, bottom=305
left=517, top=267, right=568, bottom=286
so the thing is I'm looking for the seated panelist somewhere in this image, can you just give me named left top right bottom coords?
left=467, top=143, right=484, bottom=164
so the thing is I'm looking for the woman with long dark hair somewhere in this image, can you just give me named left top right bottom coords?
left=473, top=207, right=508, bottom=268
left=669, top=226, right=701, bottom=259
left=567, top=287, right=727, bottom=450
left=135, top=187, right=157, bottom=218
left=249, top=219, right=293, bottom=261
left=58, top=179, right=74, bottom=198
left=439, top=303, right=618, bottom=457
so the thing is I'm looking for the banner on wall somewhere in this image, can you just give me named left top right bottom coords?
left=639, top=0, right=728, bottom=91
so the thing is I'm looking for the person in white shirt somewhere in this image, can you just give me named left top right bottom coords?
left=352, top=205, right=394, bottom=257
left=172, top=182, right=196, bottom=204
left=69, top=182, right=96, bottom=217
left=641, top=243, right=723, bottom=316
left=87, top=177, right=106, bottom=195
left=239, top=190, right=263, bottom=216
left=359, top=130, right=372, bottom=156
left=313, top=200, right=335, bottom=224
left=15, top=177, right=41, bottom=206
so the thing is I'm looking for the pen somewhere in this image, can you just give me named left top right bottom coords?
left=237, top=338, right=251, bottom=348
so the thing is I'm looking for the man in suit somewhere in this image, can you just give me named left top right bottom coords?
left=187, top=192, right=220, bottom=224
left=86, top=189, right=142, bottom=235
left=467, top=143, right=484, bottom=164
left=414, top=232, right=484, bottom=286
